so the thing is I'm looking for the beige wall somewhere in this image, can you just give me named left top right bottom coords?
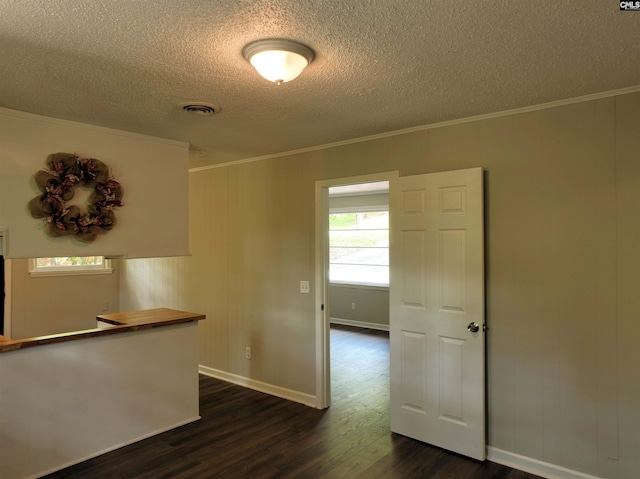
left=329, top=284, right=389, bottom=329
left=121, top=91, right=640, bottom=479
left=9, top=259, right=119, bottom=339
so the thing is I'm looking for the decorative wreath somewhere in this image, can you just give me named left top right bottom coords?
left=28, top=153, right=124, bottom=242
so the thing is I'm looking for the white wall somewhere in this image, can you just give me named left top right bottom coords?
left=120, top=91, right=640, bottom=479
left=0, top=322, right=200, bottom=479
left=0, top=108, right=190, bottom=259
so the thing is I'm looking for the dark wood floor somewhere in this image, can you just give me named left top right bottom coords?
left=44, top=325, right=541, bottom=479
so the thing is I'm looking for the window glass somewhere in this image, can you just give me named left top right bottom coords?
left=329, top=211, right=389, bottom=286
left=29, top=256, right=112, bottom=277
left=35, top=256, right=104, bottom=269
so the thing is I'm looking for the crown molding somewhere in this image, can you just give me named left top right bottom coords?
left=189, top=84, right=640, bottom=173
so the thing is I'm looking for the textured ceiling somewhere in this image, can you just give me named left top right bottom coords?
left=1, top=1, right=639, bottom=168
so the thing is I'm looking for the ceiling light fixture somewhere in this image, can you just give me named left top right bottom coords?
left=242, top=39, right=315, bottom=85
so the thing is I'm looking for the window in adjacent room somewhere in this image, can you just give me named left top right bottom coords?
left=329, top=210, right=389, bottom=286
left=29, top=256, right=113, bottom=277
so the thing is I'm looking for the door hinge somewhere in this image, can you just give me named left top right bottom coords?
left=321, top=304, right=325, bottom=311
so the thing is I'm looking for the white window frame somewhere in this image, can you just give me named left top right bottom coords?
left=329, top=205, right=389, bottom=288
left=29, top=256, right=113, bottom=278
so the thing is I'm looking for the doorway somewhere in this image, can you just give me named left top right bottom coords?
left=316, top=168, right=485, bottom=460
left=0, top=230, right=8, bottom=338
left=327, top=181, right=390, bottom=331
left=314, top=171, right=398, bottom=409
left=1, top=255, right=4, bottom=335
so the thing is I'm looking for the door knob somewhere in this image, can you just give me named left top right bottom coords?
left=467, top=322, right=480, bottom=333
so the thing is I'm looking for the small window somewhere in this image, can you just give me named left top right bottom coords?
left=329, top=210, right=389, bottom=287
left=29, top=256, right=113, bottom=277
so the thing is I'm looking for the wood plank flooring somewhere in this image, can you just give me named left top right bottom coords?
left=43, top=325, right=541, bottom=479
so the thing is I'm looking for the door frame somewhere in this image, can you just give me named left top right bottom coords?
left=0, top=230, right=11, bottom=338
left=314, top=171, right=399, bottom=409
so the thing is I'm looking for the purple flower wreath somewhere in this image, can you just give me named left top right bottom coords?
left=28, top=153, right=124, bottom=242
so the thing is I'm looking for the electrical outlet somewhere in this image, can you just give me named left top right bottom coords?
left=245, top=347, right=251, bottom=360
left=351, top=302, right=356, bottom=310
left=100, top=301, right=109, bottom=312
left=300, top=281, right=310, bottom=294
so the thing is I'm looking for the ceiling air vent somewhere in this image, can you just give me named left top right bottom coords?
left=179, top=102, right=220, bottom=116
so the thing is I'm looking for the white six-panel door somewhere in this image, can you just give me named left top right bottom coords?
left=389, top=167, right=485, bottom=460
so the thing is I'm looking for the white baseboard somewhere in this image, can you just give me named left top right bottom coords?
left=487, top=447, right=604, bottom=479
left=199, top=365, right=318, bottom=408
left=31, top=416, right=201, bottom=479
left=330, top=317, right=390, bottom=331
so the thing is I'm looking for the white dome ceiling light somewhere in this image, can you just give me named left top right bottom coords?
left=242, top=39, right=315, bottom=85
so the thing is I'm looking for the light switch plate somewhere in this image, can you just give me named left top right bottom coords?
left=300, top=281, right=310, bottom=294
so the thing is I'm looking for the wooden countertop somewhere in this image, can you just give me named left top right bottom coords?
left=0, top=308, right=205, bottom=354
